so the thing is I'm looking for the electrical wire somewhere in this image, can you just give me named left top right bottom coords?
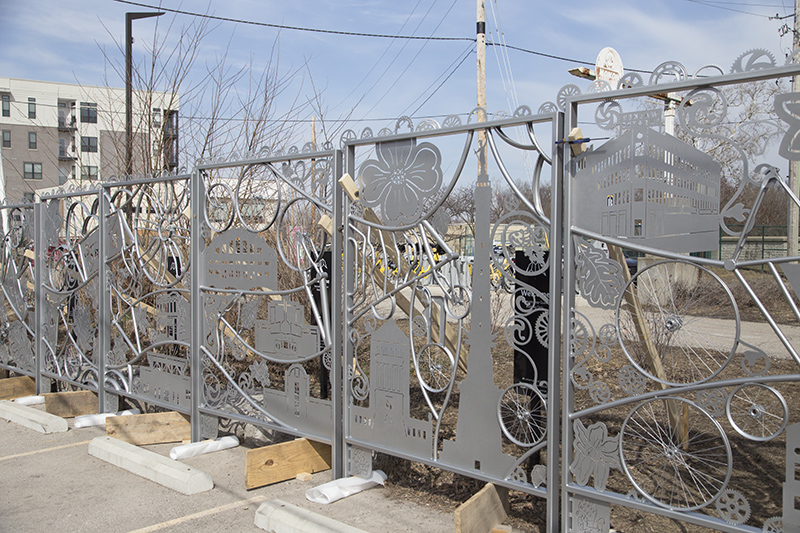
left=405, top=44, right=475, bottom=117
left=113, top=0, right=473, bottom=42
left=682, top=0, right=775, bottom=17
left=111, top=0, right=652, bottom=72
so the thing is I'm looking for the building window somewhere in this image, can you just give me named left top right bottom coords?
left=80, top=102, right=97, bottom=124
left=28, top=132, right=37, bottom=150
left=28, top=98, right=36, bottom=119
left=23, top=192, right=35, bottom=203
left=2, top=130, right=10, bottom=148
left=1, top=95, right=9, bottom=117
left=153, top=108, right=161, bottom=127
left=80, top=165, right=98, bottom=181
left=23, top=162, right=42, bottom=180
left=81, top=136, right=98, bottom=153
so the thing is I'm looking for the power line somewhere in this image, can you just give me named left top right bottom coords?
left=111, top=0, right=652, bottom=72
left=112, top=0, right=473, bottom=42
left=406, top=44, right=476, bottom=117
left=682, top=0, right=775, bottom=17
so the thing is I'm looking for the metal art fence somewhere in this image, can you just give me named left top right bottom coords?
left=340, top=110, right=562, bottom=526
left=561, top=51, right=800, bottom=532
left=0, top=202, right=37, bottom=382
left=3, top=47, right=800, bottom=533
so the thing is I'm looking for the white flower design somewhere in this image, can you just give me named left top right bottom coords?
left=569, top=419, right=620, bottom=492
left=358, top=139, right=442, bottom=225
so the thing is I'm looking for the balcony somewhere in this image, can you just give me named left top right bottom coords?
left=58, top=116, right=77, bottom=132
left=58, top=146, right=76, bottom=161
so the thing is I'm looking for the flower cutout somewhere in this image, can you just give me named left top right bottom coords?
left=358, top=139, right=443, bottom=225
left=249, top=359, right=271, bottom=388
left=569, top=419, right=620, bottom=491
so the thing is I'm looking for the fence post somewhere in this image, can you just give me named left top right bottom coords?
left=190, top=169, right=202, bottom=442
left=331, top=150, right=344, bottom=479
left=33, top=202, right=44, bottom=395
left=98, top=189, right=110, bottom=412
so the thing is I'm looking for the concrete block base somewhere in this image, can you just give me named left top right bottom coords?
left=254, top=499, right=369, bottom=533
left=88, top=436, right=213, bottom=495
left=0, top=400, right=68, bottom=434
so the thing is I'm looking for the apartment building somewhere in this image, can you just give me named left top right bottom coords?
left=0, top=77, right=178, bottom=201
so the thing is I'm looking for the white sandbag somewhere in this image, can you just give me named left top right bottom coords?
left=73, top=409, right=140, bottom=428
left=305, top=470, right=387, bottom=505
left=169, top=436, right=239, bottom=460
left=13, top=395, right=44, bottom=405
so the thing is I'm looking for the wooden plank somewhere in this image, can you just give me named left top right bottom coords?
left=106, top=411, right=190, bottom=445
left=0, top=375, right=35, bottom=400
left=44, top=390, right=97, bottom=418
left=454, top=483, right=509, bottom=533
left=0, top=368, right=8, bottom=379
left=245, top=438, right=331, bottom=490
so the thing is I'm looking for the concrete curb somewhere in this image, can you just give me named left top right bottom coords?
left=88, top=436, right=214, bottom=495
left=254, top=499, right=369, bottom=533
left=0, top=400, right=68, bottom=434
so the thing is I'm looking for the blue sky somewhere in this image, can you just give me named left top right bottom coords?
left=0, top=0, right=795, bottom=151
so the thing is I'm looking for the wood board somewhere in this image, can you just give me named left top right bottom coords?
left=0, top=375, right=36, bottom=401
left=454, top=483, right=510, bottom=533
left=44, top=390, right=98, bottom=417
left=245, top=438, right=331, bottom=490
left=106, top=411, right=190, bottom=445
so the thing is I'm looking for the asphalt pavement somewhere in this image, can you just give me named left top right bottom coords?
left=0, top=411, right=454, bottom=533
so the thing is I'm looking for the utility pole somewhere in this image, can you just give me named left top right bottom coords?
left=477, top=0, right=487, bottom=184
left=790, top=0, right=800, bottom=258
left=126, top=11, right=163, bottom=177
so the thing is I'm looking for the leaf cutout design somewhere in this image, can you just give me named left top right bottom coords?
left=574, top=238, right=625, bottom=310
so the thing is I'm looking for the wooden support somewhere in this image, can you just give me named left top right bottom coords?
left=44, top=390, right=97, bottom=418
left=106, top=411, right=190, bottom=445
left=0, top=375, right=36, bottom=400
left=245, top=438, right=331, bottom=490
left=0, top=368, right=8, bottom=379
left=454, top=483, right=510, bottom=533
left=608, top=245, right=688, bottom=446
left=568, top=127, right=586, bottom=156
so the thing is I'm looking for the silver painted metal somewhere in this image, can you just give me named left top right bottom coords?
left=563, top=50, right=800, bottom=532
left=1, top=45, right=800, bottom=533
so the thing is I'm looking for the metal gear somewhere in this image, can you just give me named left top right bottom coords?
left=534, top=311, right=549, bottom=347
left=731, top=49, right=777, bottom=73
left=762, top=516, right=783, bottom=532
left=715, top=489, right=751, bottom=525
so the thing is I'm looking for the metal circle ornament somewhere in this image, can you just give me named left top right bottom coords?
left=498, top=383, right=547, bottom=447
left=726, top=383, right=788, bottom=441
left=616, top=260, right=739, bottom=386
left=595, top=101, right=622, bottom=131
left=620, top=397, right=733, bottom=511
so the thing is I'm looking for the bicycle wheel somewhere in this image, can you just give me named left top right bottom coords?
left=726, top=383, right=788, bottom=441
left=498, top=383, right=547, bottom=447
left=415, top=343, right=454, bottom=393
left=616, top=260, right=739, bottom=386
left=133, top=183, right=190, bottom=287
left=620, top=397, right=732, bottom=511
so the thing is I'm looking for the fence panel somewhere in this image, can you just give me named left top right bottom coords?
left=194, top=149, right=340, bottom=447
left=38, top=188, right=104, bottom=397
left=0, top=202, right=37, bottom=381
left=340, top=111, right=562, bottom=525
left=561, top=51, right=800, bottom=532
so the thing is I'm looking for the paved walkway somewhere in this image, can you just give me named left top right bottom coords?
left=0, top=411, right=455, bottom=533
left=575, top=296, right=800, bottom=362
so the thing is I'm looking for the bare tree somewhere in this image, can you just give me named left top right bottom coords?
left=97, top=11, right=316, bottom=177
